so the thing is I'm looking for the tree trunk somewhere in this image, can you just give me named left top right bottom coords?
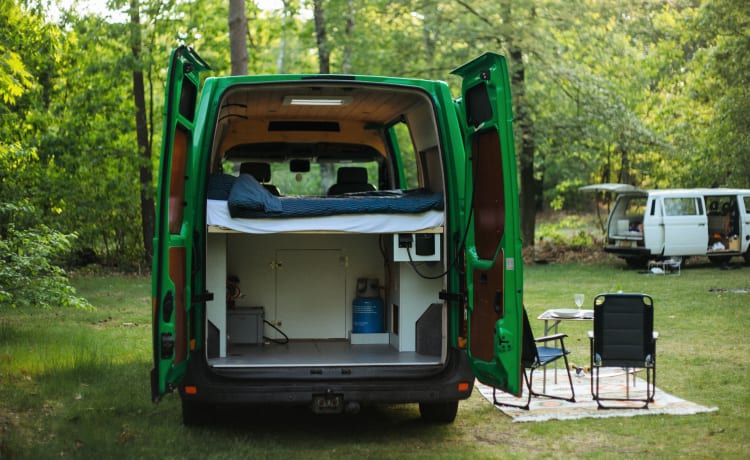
left=313, top=0, right=334, bottom=187
left=313, top=0, right=330, bottom=73
left=341, top=0, right=355, bottom=73
left=277, top=0, right=292, bottom=73
left=130, top=0, right=154, bottom=265
left=618, top=146, right=630, bottom=185
left=510, top=47, right=537, bottom=248
left=229, top=0, right=248, bottom=76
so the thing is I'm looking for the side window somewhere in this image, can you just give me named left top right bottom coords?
left=390, top=121, right=419, bottom=189
left=663, top=197, right=700, bottom=216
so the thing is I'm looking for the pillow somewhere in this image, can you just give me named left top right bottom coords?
left=228, top=173, right=282, bottom=213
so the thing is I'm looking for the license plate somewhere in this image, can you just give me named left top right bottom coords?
left=312, top=393, right=343, bottom=414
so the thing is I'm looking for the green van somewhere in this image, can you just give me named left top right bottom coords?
left=151, top=46, right=524, bottom=424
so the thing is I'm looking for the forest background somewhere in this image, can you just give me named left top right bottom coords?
left=1, top=0, right=749, bottom=306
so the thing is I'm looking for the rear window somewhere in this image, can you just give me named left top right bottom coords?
left=621, top=196, right=647, bottom=216
left=270, top=160, right=381, bottom=197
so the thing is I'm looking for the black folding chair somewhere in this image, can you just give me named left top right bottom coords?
left=493, top=308, right=575, bottom=410
left=588, top=293, right=658, bottom=409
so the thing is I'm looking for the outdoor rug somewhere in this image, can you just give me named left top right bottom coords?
left=476, top=368, right=718, bottom=423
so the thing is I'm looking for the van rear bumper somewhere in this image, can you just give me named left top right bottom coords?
left=179, top=347, right=475, bottom=406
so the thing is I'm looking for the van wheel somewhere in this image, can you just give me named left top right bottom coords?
left=625, top=257, right=648, bottom=269
left=708, top=255, right=732, bottom=266
left=744, top=251, right=750, bottom=265
left=419, top=401, right=458, bottom=423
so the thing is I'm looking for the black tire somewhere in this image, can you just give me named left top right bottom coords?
left=744, top=251, right=750, bottom=265
left=708, top=255, right=732, bottom=266
left=624, top=256, right=648, bottom=269
left=418, top=401, right=458, bottom=424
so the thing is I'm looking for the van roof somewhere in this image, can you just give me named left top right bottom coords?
left=641, top=188, right=750, bottom=197
left=584, top=184, right=750, bottom=197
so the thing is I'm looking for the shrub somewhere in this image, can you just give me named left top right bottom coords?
left=0, top=203, right=92, bottom=309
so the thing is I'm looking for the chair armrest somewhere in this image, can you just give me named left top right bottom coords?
left=653, top=331, right=659, bottom=340
left=587, top=330, right=594, bottom=339
left=535, top=333, right=567, bottom=343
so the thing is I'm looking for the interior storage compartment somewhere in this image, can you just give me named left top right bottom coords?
left=227, top=307, right=264, bottom=345
left=205, top=231, right=446, bottom=369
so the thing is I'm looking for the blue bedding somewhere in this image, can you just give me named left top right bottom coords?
left=216, top=174, right=443, bottom=219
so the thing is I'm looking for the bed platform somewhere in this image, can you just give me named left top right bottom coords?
left=206, top=174, right=445, bottom=234
left=207, top=199, right=444, bottom=234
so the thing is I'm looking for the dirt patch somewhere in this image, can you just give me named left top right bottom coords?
left=522, top=242, right=617, bottom=265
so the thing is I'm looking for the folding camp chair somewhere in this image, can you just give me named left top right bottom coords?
left=588, top=293, right=658, bottom=409
left=493, top=308, right=576, bottom=410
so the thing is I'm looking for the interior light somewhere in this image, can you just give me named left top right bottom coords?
left=283, top=96, right=352, bottom=106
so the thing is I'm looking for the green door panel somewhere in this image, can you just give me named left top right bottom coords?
left=452, top=53, right=524, bottom=394
left=151, top=46, right=209, bottom=402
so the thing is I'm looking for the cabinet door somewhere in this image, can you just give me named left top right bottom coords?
left=276, top=250, right=347, bottom=339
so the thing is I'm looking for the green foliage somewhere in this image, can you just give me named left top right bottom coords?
left=536, top=214, right=599, bottom=248
left=1, top=3, right=147, bottom=267
left=0, top=203, right=92, bottom=309
left=684, top=0, right=750, bottom=188
left=0, top=44, right=32, bottom=105
left=1, top=0, right=748, bottom=265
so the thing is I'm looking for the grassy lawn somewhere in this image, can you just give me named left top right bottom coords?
left=1, top=260, right=748, bottom=459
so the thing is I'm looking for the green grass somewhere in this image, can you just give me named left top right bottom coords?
left=1, top=263, right=748, bottom=459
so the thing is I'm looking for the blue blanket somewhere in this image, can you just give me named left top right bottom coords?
left=224, top=174, right=443, bottom=218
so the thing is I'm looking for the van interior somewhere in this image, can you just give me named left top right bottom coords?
left=201, top=82, right=452, bottom=377
left=608, top=193, right=647, bottom=248
left=706, top=196, right=741, bottom=251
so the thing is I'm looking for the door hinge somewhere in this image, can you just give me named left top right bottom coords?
left=193, top=291, right=214, bottom=303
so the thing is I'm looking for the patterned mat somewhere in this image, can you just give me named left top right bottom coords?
left=476, top=368, right=718, bottom=423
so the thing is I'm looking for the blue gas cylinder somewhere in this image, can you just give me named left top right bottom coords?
left=352, top=297, right=384, bottom=333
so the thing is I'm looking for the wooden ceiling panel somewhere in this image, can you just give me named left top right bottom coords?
left=219, top=85, right=425, bottom=125
left=213, top=83, right=430, bottom=160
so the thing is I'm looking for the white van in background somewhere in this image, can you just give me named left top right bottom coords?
left=600, top=188, right=750, bottom=267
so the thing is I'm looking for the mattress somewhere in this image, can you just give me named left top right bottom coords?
left=225, top=173, right=443, bottom=218
left=205, top=173, right=445, bottom=234
left=207, top=200, right=444, bottom=234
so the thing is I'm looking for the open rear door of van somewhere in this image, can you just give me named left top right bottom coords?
left=451, top=53, right=524, bottom=395
left=151, top=46, right=209, bottom=402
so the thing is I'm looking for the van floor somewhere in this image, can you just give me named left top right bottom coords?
left=210, top=340, right=441, bottom=368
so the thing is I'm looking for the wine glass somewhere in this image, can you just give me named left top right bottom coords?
left=574, top=293, right=585, bottom=315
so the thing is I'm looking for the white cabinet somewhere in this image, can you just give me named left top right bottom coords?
left=275, top=249, right=347, bottom=339
left=225, top=234, right=383, bottom=341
